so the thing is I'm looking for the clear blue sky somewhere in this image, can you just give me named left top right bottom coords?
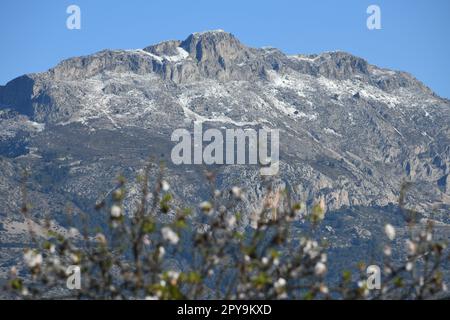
left=1, top=0, right=449, bottom=98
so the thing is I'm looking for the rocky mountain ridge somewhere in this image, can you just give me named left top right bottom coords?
left=0, top=30, right=449, bottom=281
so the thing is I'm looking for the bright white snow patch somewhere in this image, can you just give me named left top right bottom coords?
left=193, top=29, right=226, bottom=36
left=324, top=128, right=342, bottom=137
left=163, top=47, right=189, bottom=63
left=289, top=55, right=319, bottom=62
left=317, top=76, right=401, bottom=108
left=178, top=95, right=258, bottom=127
left=129, top=49, right=163, bottom=63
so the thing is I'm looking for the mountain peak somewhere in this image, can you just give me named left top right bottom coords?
left=191, top=29, right=227, bottom=36
left=180, top=30, right=248, bottom=63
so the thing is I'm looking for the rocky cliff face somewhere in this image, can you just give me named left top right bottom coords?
left=0, top=30, right=449, bottom=279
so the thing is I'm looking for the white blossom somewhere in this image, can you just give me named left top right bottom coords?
left=167, top=271, right=180, bottom=279
left=319, top=284, right=329, bottom=294
left=250, top=212, right=260, bottom=229
left=24, top=250, right=43, bottom=268
left=199, top=201, right=213, bottom=214
left=95, top=233, right=107, bottom=245
left=314, top=262, right=327, bottom=276
left=304, top=240, right=320, bottom=259
left=274, top=278, right=287, bottom=290
left=167, top=271, right=180, bottom=282
left=113, top=189, right=123, bottom=200
left=158, top=246, right=166, bottom=259
left=161, top=180, right=170, bottom=192
left=70, top=253, right=80, bottom=264
left=406, top=240, right=417, bottom=255
left=69, top=227, right=79, bottom=238
left=231, top=186, right=242, bottom=199
left=111, top=205, right=122, bottom=218
left=161, top=227, right=179, bottom=245
left=384, top=224, right=396, bottom=241
left=226, top=215, right=237, bottom=229
left=21, top=288, right=29, bottom=296
left=273, top=257, right=280, bottom=266
left=10, top=266, right=17, bottom=277
left=212, top=255, right=220, bottom=265
left=406, top=262, right=413, bottom=271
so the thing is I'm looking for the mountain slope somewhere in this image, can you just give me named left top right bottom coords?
left=0, top=31, right=449, bottom=279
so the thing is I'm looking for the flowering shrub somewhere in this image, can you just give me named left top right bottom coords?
left=4, top=165, right=449, bottom=300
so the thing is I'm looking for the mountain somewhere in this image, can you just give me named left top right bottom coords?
left=0, top=30, right=449, bottom=282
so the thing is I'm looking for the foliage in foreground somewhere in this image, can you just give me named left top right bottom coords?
left=4, top=164, right=449, bottom=300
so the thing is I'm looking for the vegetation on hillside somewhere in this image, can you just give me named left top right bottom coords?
left=4, top=163, right=449, bottom=300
